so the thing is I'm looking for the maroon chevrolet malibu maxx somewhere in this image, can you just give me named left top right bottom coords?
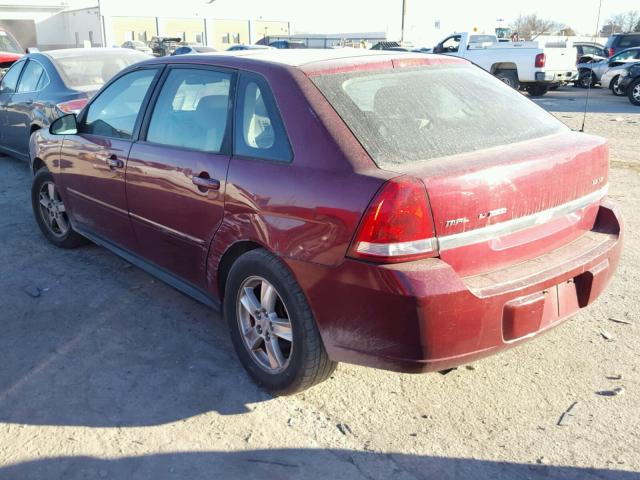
left=29, top=50, right=623, bottom=393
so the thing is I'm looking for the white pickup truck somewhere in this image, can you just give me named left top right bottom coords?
left=432, top=32, right=577, bottom=96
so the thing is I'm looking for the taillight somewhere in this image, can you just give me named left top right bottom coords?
left=608, top=48, right=615, bottom=57
left=348, top=176, right=438, bottom=263
left=56, top=98, right=89, bottom=114
left=535, top=53, right=546, bottom=68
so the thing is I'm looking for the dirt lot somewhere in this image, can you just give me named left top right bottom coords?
left=0, top=86, right=638, bottom=480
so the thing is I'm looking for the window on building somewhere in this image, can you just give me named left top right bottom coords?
left=222, top=33, right=230, bottom=44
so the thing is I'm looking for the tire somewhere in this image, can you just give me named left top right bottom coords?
left=495, top=70, right=520, bottom=90
left=31, top=168, right=87, bottom=248
left=224, top=249, right=337, bottom=394
left=628, top=78, right=640, bottom=106
left=577, top=70, right=596, bottom=88
left=610, top=75, right=625, bottom=96
left=526, top=85, right=550, bottom=97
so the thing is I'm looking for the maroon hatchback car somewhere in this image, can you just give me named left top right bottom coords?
left=29, top=50, right=623, bottom=394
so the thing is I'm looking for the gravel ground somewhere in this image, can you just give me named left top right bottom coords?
left=0, top=86, right=638, bottom=480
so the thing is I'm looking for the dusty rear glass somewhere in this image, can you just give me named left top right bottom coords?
left=47, top=50, right=150, bottom=92
left=312, top=64, right=567, bottom=167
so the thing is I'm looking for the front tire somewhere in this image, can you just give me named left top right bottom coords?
left=224, top=249, right=336, bottom=394
left=628, top=78, right=640, bottom=106
left=611, top=75, right=625, bottom=96
left=31, top=168, right=87, bottom=248
left=495, top=70, right=520, bottom=90
left=577, top=70, right=596, bottom=88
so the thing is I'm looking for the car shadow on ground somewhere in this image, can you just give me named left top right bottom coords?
left=0, top=449, right=636, bottom=480
left=0, top=155, right=272, bottom=426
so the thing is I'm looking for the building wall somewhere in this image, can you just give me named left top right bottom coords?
left=35, top=7, right=102, bottom=50
left=208, top=19, right=250, bottom=50
left=159, top=18, right=206, bottom=44
left=252, top=20, right=289, bottom=44
left=109, top=16, right=157, bottom=45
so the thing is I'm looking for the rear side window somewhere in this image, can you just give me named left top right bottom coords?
left=0, top=60, right=25, bottom=94
left=312, top=65, right=567, bottom=167
left=146, top=68, right=231, bottom=152
left=82, top=68, right=157, bottom=139
left=234, top=74, right=292, bottom=162
left=17, top=60, right=46, bottom=93
left=619, top=36, right=640, bottom=49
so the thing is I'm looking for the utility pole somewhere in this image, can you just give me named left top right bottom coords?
left=400, top=0, right=406, bottom=45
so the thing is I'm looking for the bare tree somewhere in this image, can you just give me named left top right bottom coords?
left=605, top=10, right=640, bottom=33
left=511, top=14, right=561, bottom=40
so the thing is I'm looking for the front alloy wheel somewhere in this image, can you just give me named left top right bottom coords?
left=611, top=76, right=625, bottom=96
left=31, top=168, right=87, bottom=248
left=629, top=79, right=640, bottom=106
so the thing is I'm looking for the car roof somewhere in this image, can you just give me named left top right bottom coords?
left=139, top=48, right=467, bottom=74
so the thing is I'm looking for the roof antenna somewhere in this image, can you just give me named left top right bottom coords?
left=580, top=0, right=603, bottom=132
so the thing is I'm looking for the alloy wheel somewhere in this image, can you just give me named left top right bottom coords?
left=613, top=77, right=624, bottom=95
left=38, top=181, right=69, bottom=238
left=633, top=83, right=640, bottom=103
left=236, top=276, right=293, bottom=374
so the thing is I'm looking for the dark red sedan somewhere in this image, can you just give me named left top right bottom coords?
left=29, top=50, right=623, bottom=394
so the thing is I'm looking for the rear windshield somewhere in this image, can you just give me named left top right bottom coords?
left=47, top=49, right=150, bottom=91
left=312, top=64, right=567, bottom=167
left=0, top=31, right=21, bottom=53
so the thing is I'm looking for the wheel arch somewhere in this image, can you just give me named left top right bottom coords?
left=215, top=240, right=264, bottom=300
left=491, top=62, right=518, bottom=75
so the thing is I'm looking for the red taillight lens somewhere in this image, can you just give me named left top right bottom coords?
left=535, top=53, right=546, bottom=68
left=57, top=98, right=89, bottom=114
left=349, top=176, right=438, bottom=263
left=608, top=48, right=615, bottom=57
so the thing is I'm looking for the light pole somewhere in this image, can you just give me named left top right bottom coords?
left=400, top=0, right=407, bottom=45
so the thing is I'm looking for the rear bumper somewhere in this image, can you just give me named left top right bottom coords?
left=286, top=199, right=623, bottom=373
left=534, top=70, right=578, bottom=83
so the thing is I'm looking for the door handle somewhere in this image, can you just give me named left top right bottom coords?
left=106, top=155, right=124, bottom=169
left=192, top=174, right=220, bottom=191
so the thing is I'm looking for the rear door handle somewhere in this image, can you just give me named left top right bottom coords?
left=192, top=175, right=220, bottom=191
left=106, top=155, right=124, bottom=169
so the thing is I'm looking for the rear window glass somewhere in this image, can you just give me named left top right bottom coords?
left=47, top=50, right=149, bottom=91
left=312, top=65, right=567, bottom=167
left=619, top=36, right=640, bottom=49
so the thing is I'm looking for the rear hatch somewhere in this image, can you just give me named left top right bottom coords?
left=310, top=58, right=608, bottom=276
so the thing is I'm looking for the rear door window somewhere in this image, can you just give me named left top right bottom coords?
left=0, top=60, right=25, bottom=94
left=619, top=36, right=640, bottom=49
left=82, top=68, right=158, bottom=139
left=233, top=74, right=292, bottom=162
left=146, top=68, right=232, bottom=152
left=17, top=60, right=46, bottom=93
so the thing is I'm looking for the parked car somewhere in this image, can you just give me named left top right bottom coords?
left=122, top=40, right=153, bottom=55
left=0, top=29, right=23, bottom=78
left=432, top=32, right=577, bottom=96
left=172, top=45, right=217, bottom=55
left=618, top=62, right=640, bottom=105
left=0, top=48, right=149, bottom=161
left=601, top=60, right=640, bottom=95
left=29, top=50, right=622, bottom=393
left=269, top=40, right=307, bottom=49
left=576, top=46, right=640, bottom=88
left=604, top=33, right=640, bottom=57
left=226, top=44, right=274, bottom=51
left=574, top=41, right=606, bottom=63
left=148, top=36, right=182, bottom=56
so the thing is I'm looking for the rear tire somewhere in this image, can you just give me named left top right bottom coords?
left=611, top=75, right=625, bottom=96
left=31, top=168, right=87, bottom=249
left=628, top=78, right=640, bottom=106
left=495, top=70, right=520, bottom=90
left=526, top=85, right=550, bottom=97
left=224, top=249, right=337, bottom=395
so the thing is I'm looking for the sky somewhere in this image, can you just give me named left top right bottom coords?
left=206, top=0, right=639, bottom=36
left=72, top=0, right=639, bottom=41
